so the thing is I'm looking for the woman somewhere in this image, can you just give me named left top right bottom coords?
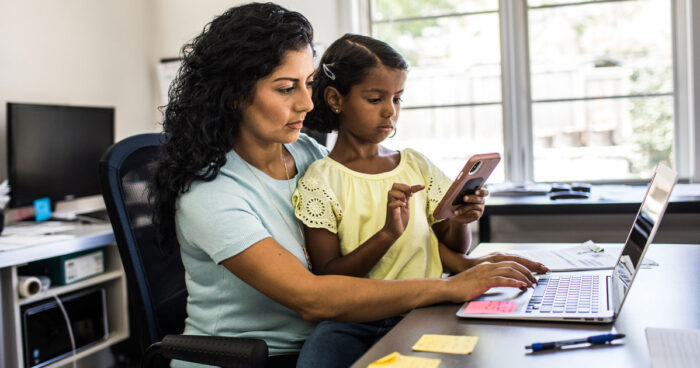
left=152, top=3, right=545, bottom=367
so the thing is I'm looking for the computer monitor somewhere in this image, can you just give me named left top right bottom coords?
left=6, top=103, right=114, bottom=208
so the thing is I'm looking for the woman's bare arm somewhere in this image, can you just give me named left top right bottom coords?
left=221, top=237, right=537, bottom=322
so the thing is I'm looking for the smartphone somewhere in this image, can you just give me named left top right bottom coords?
left=432, top=152, right=501, bottom=220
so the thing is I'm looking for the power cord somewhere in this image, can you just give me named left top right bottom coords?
left=50, top=293, right=78, bottom=368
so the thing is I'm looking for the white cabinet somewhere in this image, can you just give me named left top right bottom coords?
left=0, top=224, right=128, bottom=368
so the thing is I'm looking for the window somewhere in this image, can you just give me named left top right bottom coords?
left=367, top=0, right=694, bottom=183
left=370, top=1, right=505, bottom=181
left=528, top=0, right=673, bottom=181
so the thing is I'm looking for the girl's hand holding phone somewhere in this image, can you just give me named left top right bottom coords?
left=450, top=189, right=489, bottom=224
left=383, top=183, right=425, bottom=239
left=433, top=153, right=500, bottom=220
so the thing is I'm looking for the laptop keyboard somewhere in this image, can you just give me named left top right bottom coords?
left=526, top=274, right=600, bottom=314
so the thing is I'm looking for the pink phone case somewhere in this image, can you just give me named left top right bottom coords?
left=432, top=153, right=501, bottom=220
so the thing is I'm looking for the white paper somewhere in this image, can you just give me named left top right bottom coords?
left=646, top=327, right=700, bottom=368
left=1, top=221, right=75, bottom=236
left=157, top=59, right=182, bottom=106
left=510, top=241, right=622, bottom=271
left=0, top=179, right=9, bottom=209
left=0, top=234, right=76, bottom=251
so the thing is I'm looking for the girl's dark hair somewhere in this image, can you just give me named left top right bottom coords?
left=304, top=33, right=408, bottom=133
left=152, top=2, right=313, bottom=250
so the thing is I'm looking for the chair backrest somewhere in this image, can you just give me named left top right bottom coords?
left=99, top=133, right=187, bottom=346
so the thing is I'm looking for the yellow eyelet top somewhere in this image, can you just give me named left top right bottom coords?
left=292, top=148, right=452, bottom=280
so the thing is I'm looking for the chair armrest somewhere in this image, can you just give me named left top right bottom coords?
left=142, top=334, right=268, bottom=368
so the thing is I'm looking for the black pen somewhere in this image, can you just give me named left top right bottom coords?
left=525, top=333, right=625, bottom=351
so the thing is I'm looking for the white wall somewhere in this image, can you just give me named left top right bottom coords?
left=152, top=0, right=340, bottom=59
left=0, top=0, right=154, bottom=179
left=148, top=0, right=342, bottom=123
left=0, top=0, right=344, bottom=180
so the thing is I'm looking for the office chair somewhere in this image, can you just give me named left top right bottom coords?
left=99, top=133, right=268, bottom=368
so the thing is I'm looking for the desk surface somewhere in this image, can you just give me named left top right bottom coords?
left=352, top=243, right=700, bottom=367
left=0, top=222, right=114, bottom=268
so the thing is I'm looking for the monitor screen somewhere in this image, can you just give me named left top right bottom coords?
left=7, top=103, right=114, bottom=208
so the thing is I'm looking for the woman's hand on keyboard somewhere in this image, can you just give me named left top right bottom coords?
left=446, top=260, right=539, bottom=301
left=467, top=252, right=550, bottom=274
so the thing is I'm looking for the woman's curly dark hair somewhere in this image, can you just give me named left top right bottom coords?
left=152, top=2, right=313, bottom=250
left=304, top=34, right=408, bottom=133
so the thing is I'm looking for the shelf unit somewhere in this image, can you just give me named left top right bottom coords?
left=0, top=224, right=127, bottom=368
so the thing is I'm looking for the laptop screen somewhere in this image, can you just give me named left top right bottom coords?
left=612, top=163, right=677, bottom=314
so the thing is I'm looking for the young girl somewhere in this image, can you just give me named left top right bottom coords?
left=293, top=34, right=547, bottom=367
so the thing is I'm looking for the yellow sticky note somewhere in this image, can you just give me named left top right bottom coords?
left=412, top=334, right=479, bottom=355
left=367, top=352, right=441, bottom=368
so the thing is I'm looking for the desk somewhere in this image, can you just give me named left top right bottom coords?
left=0, top=223, right=127, bottom=368
left=478, top=183, right=700, bottom=242
left=352, top=243, right=700, bottom=368
left=0, top=222, right=115, bottom=268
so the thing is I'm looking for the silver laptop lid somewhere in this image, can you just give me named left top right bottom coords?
left=612, top=163, right=677, bottom=315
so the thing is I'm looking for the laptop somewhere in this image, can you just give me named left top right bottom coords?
left=456, top=163, right=678, bottom=323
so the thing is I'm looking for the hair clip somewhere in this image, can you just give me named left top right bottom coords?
left=322, top=63, right=336, bottom=80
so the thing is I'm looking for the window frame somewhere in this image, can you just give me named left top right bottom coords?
left=361, top=0, right=698, bottom=183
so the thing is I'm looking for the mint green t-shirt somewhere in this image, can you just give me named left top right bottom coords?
left=171, top=134, right=327, bottom=367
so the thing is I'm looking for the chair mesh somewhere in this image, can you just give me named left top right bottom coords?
left=118, top=145, right=187, bottom=340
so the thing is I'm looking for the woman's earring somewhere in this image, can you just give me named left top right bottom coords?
left=389, top=126, right=397, bottom=138
left=335, top=109, right=340, bottom=114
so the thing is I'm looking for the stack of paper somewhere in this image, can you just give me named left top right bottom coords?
left=508, top=241, right=620, bottom=271
left=0, top=234, right=76, bottom=251
left=508, top=241, right=658, bottom=271
left=0, top=180, right=9, bottom=209
left=646, top=327, right=700, bottom=368
left=0, top=221, right=76, bottom=251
